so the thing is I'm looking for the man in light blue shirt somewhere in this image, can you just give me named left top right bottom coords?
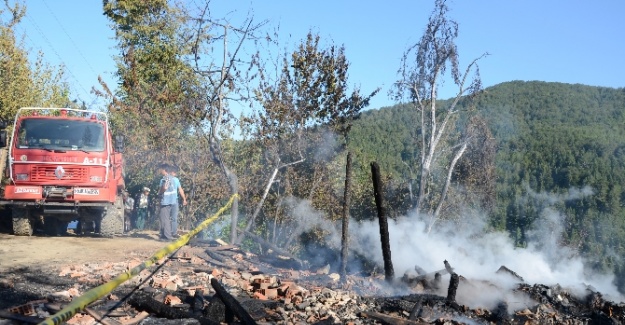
left=158, top=163, right=176, bottom=241
left=168, top=165, right=187, bottom=237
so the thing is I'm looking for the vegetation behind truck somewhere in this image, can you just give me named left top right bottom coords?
left=0, top=107, right=125, bottom=236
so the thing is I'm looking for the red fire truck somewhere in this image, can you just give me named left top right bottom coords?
left=0, top=107, right=125, bottom=236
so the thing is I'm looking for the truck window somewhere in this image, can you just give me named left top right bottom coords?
left=16, top=119, right=106, bottom=152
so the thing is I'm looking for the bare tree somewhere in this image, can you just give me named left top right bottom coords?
left=392, top=0, right=487, bottom=233
left=182, top=2, right=266, bottom=243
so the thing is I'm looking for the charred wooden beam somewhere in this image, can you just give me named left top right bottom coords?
left=208, top=248, right=240, bottom=257
left=188, top=238, right=224, bottom=247
left=371, top=162, right=394, bottom=282
left=204, top=249, right=228, bottom=263
left=206, top=244, right=239, bottom=251
left=496, top=265, right=525, bottom=282
left=210, top=277, right=257, bottom=325
left=195, top=251, right=232, bottom=268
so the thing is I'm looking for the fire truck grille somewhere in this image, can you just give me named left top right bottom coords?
left=30, top=166, right=89, bottom=182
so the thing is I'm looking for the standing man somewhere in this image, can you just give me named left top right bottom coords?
left=168, top=165, right=187, bottom=237
left=158, top=163, right=176, bottom=241
left=135, top=187, right=150, bottom=230
left=122, top=190, right=134, bottom=233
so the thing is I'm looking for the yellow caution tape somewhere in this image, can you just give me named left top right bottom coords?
left=39, top=194, right=239, bottom=325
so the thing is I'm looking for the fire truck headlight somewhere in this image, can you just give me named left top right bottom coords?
left=16, top=173, right=29, bottom=180
left=90, top=176, right=102, bottom=182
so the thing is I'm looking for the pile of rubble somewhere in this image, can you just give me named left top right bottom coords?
left=1, top=238, right=625, bottom=325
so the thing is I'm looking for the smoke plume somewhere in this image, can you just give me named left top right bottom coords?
left=282, top=186, right=624, bottom=311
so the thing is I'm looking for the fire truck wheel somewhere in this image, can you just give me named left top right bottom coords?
left=12, top=208, right=33, bottom=236
left=99, top=196, right=124, bottom=237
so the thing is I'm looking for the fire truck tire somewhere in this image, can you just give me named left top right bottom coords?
left=12, top=208, right=33, bottom=236
left=99, top=196, right=124, bottom=236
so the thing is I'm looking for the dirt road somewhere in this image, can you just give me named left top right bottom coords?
left=0, top=231, right=168, bottom=272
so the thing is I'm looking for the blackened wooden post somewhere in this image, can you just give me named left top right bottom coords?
left=447, top=272, right=459, bottom=303
left=445, top=260, right=459, bottom=304
left=371, top=162, right=394, bottom=281
left=340, top=151, right=353, bottom=280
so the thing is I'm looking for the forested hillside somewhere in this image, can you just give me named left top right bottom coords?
left=349, top=80, right=625, bottom=281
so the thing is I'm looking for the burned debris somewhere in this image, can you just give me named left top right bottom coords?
left=2, top=238, right=625, bottom=325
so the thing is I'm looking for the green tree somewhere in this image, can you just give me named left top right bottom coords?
left=100, top=0, right=225, bottom=230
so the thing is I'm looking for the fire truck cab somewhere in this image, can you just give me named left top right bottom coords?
left=0, top=107, right=125, bottom=236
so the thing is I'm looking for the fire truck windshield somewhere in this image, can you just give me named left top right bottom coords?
left=16, top=119, right=105, bottom=152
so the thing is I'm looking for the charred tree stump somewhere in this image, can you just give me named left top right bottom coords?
left=340, top=151, right=353, bottom=280
left=210, top=277, right=257, bottom=325
left=371, top=162, right=394, bottom=282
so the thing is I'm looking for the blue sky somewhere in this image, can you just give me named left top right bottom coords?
left=11, top=0, right=625, bottom=111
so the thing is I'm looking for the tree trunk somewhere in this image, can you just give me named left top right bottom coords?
left=226, top=170, right=239, bottom=244
left=428, top=142, right=467, bottom=233
left=340, top=151, right=352, bottom=279
left=237, top=167, right=279, bottom=244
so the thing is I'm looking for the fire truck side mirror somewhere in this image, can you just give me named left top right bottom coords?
left=114, top=135, right=124, bottom=153
left=0, top=129, right=6, bottom=148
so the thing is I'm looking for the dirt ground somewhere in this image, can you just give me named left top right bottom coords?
left=0, top=230, right=173, bottom=310
left=0, top=231, right=167, bottom=272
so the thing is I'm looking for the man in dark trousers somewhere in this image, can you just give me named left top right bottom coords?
left=168, top=165, right=187, bottom=237
left=157, top=163, right=176, bottom=241
left=122, top=190, right=134, bottom=232
left=134, top=187, right=150, bottom=230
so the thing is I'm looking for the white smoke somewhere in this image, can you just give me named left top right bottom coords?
left=346, top=185, right=624, bottom=310
left=283, top=197, right=338, bottom=239
left=283, top=186, right=624, bottom=311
